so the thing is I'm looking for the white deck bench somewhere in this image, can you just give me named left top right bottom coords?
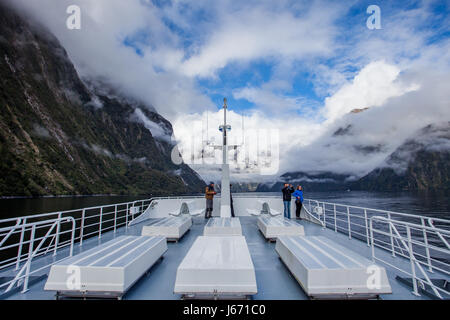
left=257, top=216, right=305, bottom=241
left=44, top=235, right=167, bottom=299
left=276, top=235, right=392, bottom=299
left=174, top=236, right=257, bottom=298
left=203, top=217, right=242, bottom=236
left=141, top=216, right=192, bottom=241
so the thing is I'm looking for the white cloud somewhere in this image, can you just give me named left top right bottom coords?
left=321, top=60, right=419, bottom=124
left=180, top=3, right=340, bottom=78
left=6, top=0, right=450, bottom=182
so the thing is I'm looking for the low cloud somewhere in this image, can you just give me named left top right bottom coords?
left=130, top=108, right=172, bottom=142
left=32, top=124, right=51, bottom=139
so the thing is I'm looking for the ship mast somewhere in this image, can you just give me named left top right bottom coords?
left=219, top=98, right=231, bottom=217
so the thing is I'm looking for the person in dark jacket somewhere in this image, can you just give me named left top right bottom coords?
left=292, top=186, right=304, bottom=219
left=281, top=183, right=294, bottom=218
left=205, top=182, right=216, bottom=219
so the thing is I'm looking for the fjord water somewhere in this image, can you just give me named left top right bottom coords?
left=0, top=191, right=448, bottom=220
left=0, top=195, right=145, bottom=220
left=301, top=191, right=450, bottom=219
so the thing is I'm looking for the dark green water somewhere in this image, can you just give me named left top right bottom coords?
left=302, top=191, right=450, bottom=219
left=0, top=195, right=146, bottom=220
left=0, top=191, right=448, bottom=220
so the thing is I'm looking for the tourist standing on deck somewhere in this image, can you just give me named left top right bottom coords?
left=205, top=182, right=216, bottom=219
left=292, top=186, right=304, bottom=219
left=282, top=183, right=294, bottom=218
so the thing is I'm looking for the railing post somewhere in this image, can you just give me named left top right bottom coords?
left=126, top=203, right=129, bottom=229
left=68, top=218, right=75, bottom=257
left=388, top=213, right=395, bottom=257
left=22, top=224, right=35, bottom=293
left=16, top=218, right=25, bottom=270
left=98, top=207, right=103, bottom=239
left=427, top=218, right=450, bottom=249
left=322, top=203, right=326, bottom=229
left=53, top=213, right=62, bottom=257
left=114, top=205, right=118, bottom=234
left=334, top=204, right=337, bottom=232
left=347, top=206, right=351, bottom=239
left=421, top=218, right=432, bottom=272
left=79, top=209, right=85, bottom=247
left=364, top=209, right=370, bottom=246
left=406, top=226, right=420, bottom=296
left=370, top=219, right=375, bottom=262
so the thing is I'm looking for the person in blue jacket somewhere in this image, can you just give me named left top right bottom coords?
left=292, top=186, right=304, bottom=219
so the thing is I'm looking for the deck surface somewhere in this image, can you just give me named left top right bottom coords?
left=0, top=216, right=438, bottom=300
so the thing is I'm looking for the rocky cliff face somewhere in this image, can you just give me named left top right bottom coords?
left=0, top=3, right=204, bottom=197
left=354, top=122, right=450, bottom=192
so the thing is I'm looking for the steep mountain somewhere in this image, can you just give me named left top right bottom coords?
left=0, top=2, right=204, bottom=197
left=255, top=171, right=353, bottom=192
left=230, top=182, right=260, bottom=193
left=354, top=122, right=450, bottom=192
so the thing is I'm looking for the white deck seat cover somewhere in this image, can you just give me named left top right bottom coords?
left=257, top=216, right=305, bottom=239
left=203, top=217, right=242, bottom=236
left=276, top=235, right=392, bottom=297
left=141, top=216, right=192, bottom=240
left=44, top=235, right=167, bottom=296
left=174, top=236, right=257, bottom=295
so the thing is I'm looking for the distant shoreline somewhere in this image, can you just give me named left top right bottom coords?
left=0, top=193, right=203, bottom=200
left=0, top=194, right=146, bottom=200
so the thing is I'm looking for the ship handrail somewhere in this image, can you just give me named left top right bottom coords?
left=301, top=205, right=325, bottom=227
left=0, top=198, right=153, bottom=224
left=302, top=198, right=450, bottom=275
left=0, top=198, right=154, bottom=272
left=428, top=218, right=450, bottom=249
left=232, top=194, right=450, bottom=223
left=369, top=216, right=450, bottom=299
left=0, top=217, right=76, bottom=294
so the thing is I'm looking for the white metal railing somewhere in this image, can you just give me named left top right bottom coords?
left=300, top=204, right=325, bottom=227
left=303, top=199, right=450, bottom=253
left=0, top=198, right=153, bottom=284
left=370, top=216, right=450, bottom=299
left=0, top=217, right=75, bottom=294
